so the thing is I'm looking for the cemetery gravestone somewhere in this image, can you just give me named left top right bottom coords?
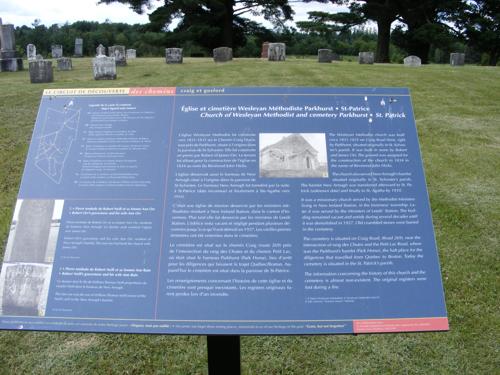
left=27, top=44, right=37, bottom=61
left=36, top=54, right=43, bottom=60
left=404, top=55, right=421, bottom=67
left=96, top=44, right=106, bottom=57
left=126, top=49, right=136, bottom=59
left=51, top=45, right=63, bottom=59
left=359, top=52, right=375, bottom=64
left=57, top=57, right=72, bottom=71
left=92, top=56, right=116, bottom=80
left=0, top=22, right=23, bottom=72
left=268, top=43, right=286, bottom=61
left=318, top=49, right=332, bottom=63
left=74, top=38, right=83, bottom=57
left=261, top=42, right=270, bottom=58
left=166, top=48, right=183, bottom=64
left=213, top=47, right=233, bottom=62
left=29, top=60, right=53, bottom=83
left=450, top=53, right=465, bottom=66
left=108, top=45, right=126, bottom=66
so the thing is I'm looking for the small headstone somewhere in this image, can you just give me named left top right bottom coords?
left=51, top=45, right=63, bottom=59
left=213, top=47, right=233, bottom=62
left=165, top=48, right=183, bottom=64
left=318, top=49, right=332, bottom=63
left=92, top=56, right=116, bottom=80
left=29, top=60, right=53, bottom=84
left=0, top=23, right=23, bottom=72
left=108, top=45, right=126, bottom=66
left=26, top=44, right=37, bottom=61
left=74, top=38, right=83, bottom=57
left=450, top=52, right=465, bottom=66
left=268, top=43, right=286, bottom=61
left=36, top=54, right=43, bottom=60
left=57, top=57, right=72, bottom=71
left=358, top=52, right=374, bottom=64
left=403, top=55, right=421, bottom=67
left=126, top=49, right=136, bottom=59
left=96, top=44, right=106, bottom=57
left=261, top=42, right=270, bottom=58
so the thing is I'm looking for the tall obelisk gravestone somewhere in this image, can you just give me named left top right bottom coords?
left=0, top=17, right=23, bottom=71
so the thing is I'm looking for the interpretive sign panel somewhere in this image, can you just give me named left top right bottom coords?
left=0, top=87, right=448, bottom=335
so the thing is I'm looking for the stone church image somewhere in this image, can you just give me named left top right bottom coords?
left=260, top=133, right=328, bottom=178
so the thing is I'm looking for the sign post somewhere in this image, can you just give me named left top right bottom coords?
left=207, top=335, right=241, bottom=375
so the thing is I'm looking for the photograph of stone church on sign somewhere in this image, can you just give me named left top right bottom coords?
left=260, top=133, right=328, bottom=178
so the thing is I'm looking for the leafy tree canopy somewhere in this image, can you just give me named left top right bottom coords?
left=296, top=10, right=363, bottom=35
left=454, top=0, right=500, bottom=65
left=99, top=0, right=294, bottom=49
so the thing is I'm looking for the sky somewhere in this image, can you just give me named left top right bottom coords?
left=0, top=0, right=345, bottom=29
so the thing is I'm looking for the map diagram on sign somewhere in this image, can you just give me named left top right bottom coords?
left=34, top=102, right=80, bottom=184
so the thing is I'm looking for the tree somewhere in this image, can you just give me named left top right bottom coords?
left=296, top=10, right=363, bottom=36
left=307, top=1, right=399, bottom=63
left=312, top=0, right=465, bottom=63
left=358, top=1, right=398, bottom=63
left=100, top=0, right=294, bottom=49
left=392, top=0, right=461, bottom=64
left=455, top=0, right=500, bottom=65
left=150, top=2, right=247, bottom=51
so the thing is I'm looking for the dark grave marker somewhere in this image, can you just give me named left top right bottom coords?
left=51, top=45, right=63, bottom=59
left=57, top=57, right=72, bottom=71
left=29, top=60, right=53, bottom=83
left=268, top=43, right=286, bottom=61
left=108, top=45, right=126, bottom=66
left=318, top=49, right=332, bottom=63
left=27, top=44, right=37, bottom=61
left=404, top=55, right=422, bottom=67
left=74, top=38, right=83, bottom=57
left=166, top=48, right=183, bottom=64
left=261, top=42, right=270, bottom=58
left=213, top=47, right=233, bottom=62
left=92, top=56, right=116, bottom=80
left=359, top=51, right=374, bottom=64
left=450, top=53, right=465, bottom=66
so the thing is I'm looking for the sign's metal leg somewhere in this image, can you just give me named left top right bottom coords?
left=207, top=335, right=241, bottom=375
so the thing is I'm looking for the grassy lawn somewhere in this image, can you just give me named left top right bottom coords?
left=0, top=57, right=498, bottom=374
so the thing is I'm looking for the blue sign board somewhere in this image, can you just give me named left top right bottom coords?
left=0, top=87, right=448, bottom=334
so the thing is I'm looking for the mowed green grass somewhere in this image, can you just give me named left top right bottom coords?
left=0, top=57, right=498, bottom=374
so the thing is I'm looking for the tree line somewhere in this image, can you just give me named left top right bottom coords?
left=13, top=0, right=499, bottom=65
